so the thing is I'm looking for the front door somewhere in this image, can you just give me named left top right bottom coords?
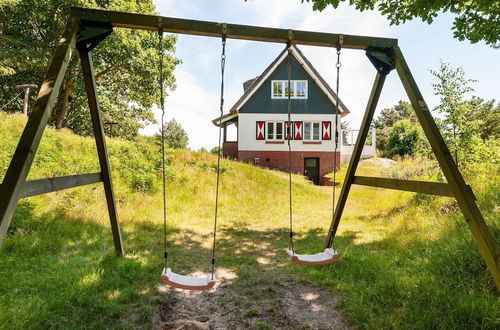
left=304, top=157, right=320, bottom=185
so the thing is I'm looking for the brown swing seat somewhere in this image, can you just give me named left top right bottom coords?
left=286, top=248, right=339, bottom=266
left=161, top=268, right=216, bottom=291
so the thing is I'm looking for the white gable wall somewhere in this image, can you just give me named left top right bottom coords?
left=238, top=113, right=341, bottom=152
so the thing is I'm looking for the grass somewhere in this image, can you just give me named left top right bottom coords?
left=0, top=112, right=498, bottom=329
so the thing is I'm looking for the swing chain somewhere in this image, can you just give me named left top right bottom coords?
left=330, top=43, right=342, bottom=249
left=286, top=46, right=294, bottom=253
left=158, top=27, right=169, bottom=269
left=211, top=32, right=226, bottom=279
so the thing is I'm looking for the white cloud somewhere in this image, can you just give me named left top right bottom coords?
left=141, top=67, right=220, bottom=150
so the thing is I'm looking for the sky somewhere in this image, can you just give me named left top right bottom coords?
left=141, top=0, right=499, bottom=150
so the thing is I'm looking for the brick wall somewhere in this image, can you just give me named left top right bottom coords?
left=222, top=142, right=238, bottom=159
left=238, top=150, right=340, bottom=177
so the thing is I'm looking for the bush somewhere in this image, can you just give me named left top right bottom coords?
left=382, top=120, right=426, bottom=158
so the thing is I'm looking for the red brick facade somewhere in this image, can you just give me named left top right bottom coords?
left=238, top=150, right=340, bottom=177
left=222, top=142, right=238, bottom=159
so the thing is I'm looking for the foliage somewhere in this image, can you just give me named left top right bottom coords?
left=374, top=100, right=417, bottom=152
left=300, top=0, right=500, bottom=46
left=380, top=157, right=442, bottom=181
left=156, top=119, right=189, bottom=149
left=382, top=119, right=426, bottom=158
left=0, top=112, right=167, bottom=194
left=0, top=0, right=180, bottom=139
left=464, top=97, right=500, bottom=140
left=340, top=119, right=350, bottom=131
left=210, top=146, right=221, bottom=155
left=431, top=61, right=480, bottom=167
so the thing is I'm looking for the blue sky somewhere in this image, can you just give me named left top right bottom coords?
left=142, top=0, right=499, bottom=150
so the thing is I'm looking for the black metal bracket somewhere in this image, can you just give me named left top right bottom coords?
left=366, top=47, right=395, bottom=75
left=76, top=11, right=113, bottom=53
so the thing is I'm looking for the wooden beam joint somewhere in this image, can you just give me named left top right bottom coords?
left=366, top=47, right=395, bottom=75
left=76, top=11, right=113, bottom=52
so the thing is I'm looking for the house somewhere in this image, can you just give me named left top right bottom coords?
left=213, top=45, right=352, bottom=185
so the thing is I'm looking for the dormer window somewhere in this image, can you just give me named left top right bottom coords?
left=272, top=80, right=308, bottom=99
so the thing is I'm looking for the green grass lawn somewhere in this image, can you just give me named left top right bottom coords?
left=0, top=112, right=498, bottom=329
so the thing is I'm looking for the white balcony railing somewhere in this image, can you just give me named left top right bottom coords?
left=339, top=128, right=376, bottom=164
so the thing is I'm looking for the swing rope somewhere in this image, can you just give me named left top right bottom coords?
left=158, top=30, right=169, bottom=270
left=330, top=44, right=342, bottom=249
left=211, top=34, right=226, bottom=280
left=286, top=43, right=294, bottom=253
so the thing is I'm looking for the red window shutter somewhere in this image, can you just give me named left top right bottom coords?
left=285, top=121, right=293, bottom=140
left=322, top=121, right=331, bottom=140
left=256, top=121, right=265, bottom=140
left=294, top=121, right=303, bottom=140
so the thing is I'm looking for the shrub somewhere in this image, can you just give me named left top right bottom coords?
left=382, top=120, right=426, bottom=158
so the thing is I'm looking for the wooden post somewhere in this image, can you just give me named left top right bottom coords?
left=0, top=19, right=78, bottom=247
left=326, top=72, right=387, bottom=248
left=394, top=46, right=500, bottom=289
left=79, top=51, right=124, bottom=256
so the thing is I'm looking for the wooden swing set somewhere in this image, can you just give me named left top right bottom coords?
left=0, top=8, right=498, bottom=291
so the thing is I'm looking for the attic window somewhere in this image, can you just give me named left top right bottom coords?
left=272, top=80, right=308, bottom=99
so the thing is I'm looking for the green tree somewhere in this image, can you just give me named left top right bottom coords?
left=210, top=146, right=221, bottom=155
left=383, top=119, right=425, bottom=158
left=374, top=100, right=415, bottom=152
left=431, top=61, right=478, bottom=166
left=0, top=0, right=179, bottom=138
left=300, top=0, right=500, bottom=46
left=158, top=119, right=189, bottom=149
left=464, top=97, right=500, bottom=140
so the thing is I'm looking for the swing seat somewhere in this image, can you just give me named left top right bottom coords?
left=286, top=248, right=339, bottom=266
left=161, top=268, right=216, bottom=291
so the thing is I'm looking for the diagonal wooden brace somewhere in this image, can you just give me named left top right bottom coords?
left=0, top=18, right=79, bottom=247
left=79, top=51, right=124, bottom=257
left=394, top=46, right=500, bottom=289
left=325, top=72, right=387, bottom=249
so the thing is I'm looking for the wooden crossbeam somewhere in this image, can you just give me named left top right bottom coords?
left=72, top=7, right=397, bottom=50
left=18, top=173, right=102, bottom=198
left=352, top=176, right=454, bottom=197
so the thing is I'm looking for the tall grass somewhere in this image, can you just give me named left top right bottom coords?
left=0, top=112, right=498, bottom=329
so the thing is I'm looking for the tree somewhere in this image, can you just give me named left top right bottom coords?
left=0, top=0, right=179, bottom=139
left=464, top=97, right=500, bottom=140
left=158, top=119, right=189, bottom=149
left=374, top=100, right=415, bottom=152
left=383, top=119, right=425, bottom=158
left=431, top=61, right=478, bottom=166
left=210, top=146, right=221, bottom=155
left=300, top=0, right=500, bottom=46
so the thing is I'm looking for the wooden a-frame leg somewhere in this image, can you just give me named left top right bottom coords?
left=394, top=47, right=500, bottom=289
left=0, top=18, right=79, bottom=247
left=326, top=72, right=387, bottom=248
left=80, top=51, right=124, bottom=257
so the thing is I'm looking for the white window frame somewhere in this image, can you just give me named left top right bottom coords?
left=303, top=121, right=321, bottom=141
left=266, top=121, right=285, bottom=141
left=271, top=80, right=308, bottom=99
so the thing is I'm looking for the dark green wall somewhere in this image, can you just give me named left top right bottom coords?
left=239, top=56, right=339, bottom=114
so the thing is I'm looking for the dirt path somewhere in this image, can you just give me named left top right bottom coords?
left=155, top=271, right=350, bottom=330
